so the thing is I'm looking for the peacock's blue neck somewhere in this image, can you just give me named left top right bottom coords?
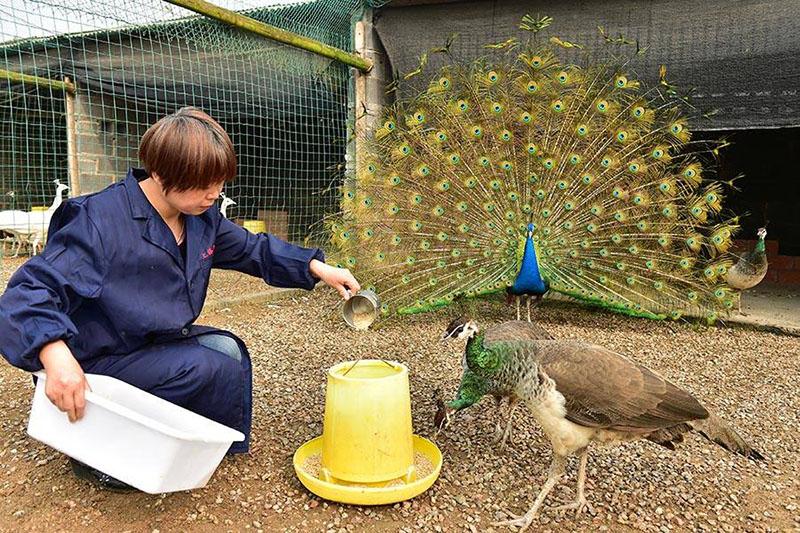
left=510, top=226, right=548, bottom=296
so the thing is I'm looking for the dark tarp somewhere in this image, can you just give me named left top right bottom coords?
left=375, top=0, right=800, bottom=130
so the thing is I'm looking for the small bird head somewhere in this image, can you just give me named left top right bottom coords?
left=526, top=222, right=534, bottom=238
left=220, top=192, right=237, bottom=207
left=441, top=316, right=479, bottom=342
left=433, top=388, right=455, bottom=433
left=54, top=180, right=69, bottom=195
left=756, top=227, right=767, bottom=240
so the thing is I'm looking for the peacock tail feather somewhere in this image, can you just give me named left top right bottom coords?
left=318, top=30, right=740, bottom=322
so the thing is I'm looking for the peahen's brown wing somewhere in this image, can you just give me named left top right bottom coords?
left=484, top=320, right=554, bottom=344
left=534, top=340, right=709, bottom=432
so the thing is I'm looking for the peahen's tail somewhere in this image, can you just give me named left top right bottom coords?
left=690, top=414, right=765, bottom=461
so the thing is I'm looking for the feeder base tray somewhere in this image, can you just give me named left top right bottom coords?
left=293, top=435, right=442, bottom=505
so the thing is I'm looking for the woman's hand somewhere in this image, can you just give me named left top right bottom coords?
left=309, top=259, right=361, bottom=300
left=39, top=340, right=90, bottom=422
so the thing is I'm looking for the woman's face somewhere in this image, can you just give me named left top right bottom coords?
left=165, top=181, right=225, bottom=216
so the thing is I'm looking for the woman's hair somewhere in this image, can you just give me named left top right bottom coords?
left=139, top=107, right=236, bottom=192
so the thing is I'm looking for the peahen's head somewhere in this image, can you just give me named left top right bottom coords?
left=436, top=318, right=487, bottom=434
left=757, top=227, right=767, bottom=240
left=441, top=316, right=479, bottom=341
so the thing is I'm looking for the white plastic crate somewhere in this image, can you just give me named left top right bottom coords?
left=27, top=371, right=244, bottom=494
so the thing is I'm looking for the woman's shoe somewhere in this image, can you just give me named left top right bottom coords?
left=69, top=458, right=137, bottom=493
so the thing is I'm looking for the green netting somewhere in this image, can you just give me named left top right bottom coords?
left=0, top=0, right=369, bottom=298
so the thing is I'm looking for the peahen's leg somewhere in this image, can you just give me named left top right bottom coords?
left=549, top=447, right=595, bottom=515
left=493, top=454, right=566, bottom=531
left=498, top=397, right=519, bottom=448
left=492, top=396, right=504, bottom=441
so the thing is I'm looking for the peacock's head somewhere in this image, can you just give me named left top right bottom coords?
left=526, top=222, right=535, bottom=238
left=757, top=227, right=767, bottom=240
left=441, top=316, right=479, bottom=341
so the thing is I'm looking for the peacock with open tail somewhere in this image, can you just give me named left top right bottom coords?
left=319, top=18, right=742, bottom=323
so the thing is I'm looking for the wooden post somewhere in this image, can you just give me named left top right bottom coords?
left=353, top=20, right=369, bottom=177
left=64, top=77, right=80, bottom=197
left=162, top=0, right=373, bottom=72
left=351, top=15, right=388, bottom=179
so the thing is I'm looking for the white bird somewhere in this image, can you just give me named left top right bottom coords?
left=0, top=210, right=32, bottom=257
left=1, top=189, right=24, bottom=255
left=0, top=180, right=69, bottom=256
left=220, top=192, right=236, bottom=219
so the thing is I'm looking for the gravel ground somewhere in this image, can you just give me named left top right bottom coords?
left=0, top=261, right=799, bottom=531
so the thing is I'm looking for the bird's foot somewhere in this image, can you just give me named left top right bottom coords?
left=492, top=429, right=513, bottom=450
left=491, top=419, right=504, bottom=441
left=548, top=497, right=595, bottom=516
left=500, top=426, right=513, bottom=448
left=492, top=510, right=536, bottom=531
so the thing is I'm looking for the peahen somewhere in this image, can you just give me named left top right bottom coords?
left=436, top=318, right=553, bottom=448
left=323, top=23, right=741, bottom=323
left=726, top=227, right=768, bottom=290
left=435, top=317, right=763, bottom=530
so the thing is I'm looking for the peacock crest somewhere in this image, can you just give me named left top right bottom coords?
left=318, top=19, right=740, bottom=323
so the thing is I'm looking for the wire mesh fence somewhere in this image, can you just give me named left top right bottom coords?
left=0, top=0, right=370, bottom=302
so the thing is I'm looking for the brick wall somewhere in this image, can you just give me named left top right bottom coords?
left=732, top=239, right=800, bottom=285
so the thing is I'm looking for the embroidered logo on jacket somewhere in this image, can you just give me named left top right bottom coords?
left=201, top=245, right=216, bottom=260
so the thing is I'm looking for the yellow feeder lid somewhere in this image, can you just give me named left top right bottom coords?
left=293, top=435, right=442, bottom=506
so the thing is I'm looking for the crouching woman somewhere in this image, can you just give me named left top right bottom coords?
left=0, top=107, right=359, bottom=490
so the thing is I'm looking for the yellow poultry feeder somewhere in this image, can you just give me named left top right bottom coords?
left=293, top=360, right=442, bottom=505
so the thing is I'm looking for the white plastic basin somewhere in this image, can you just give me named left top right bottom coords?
left=27, top=372, right=244, bottom=494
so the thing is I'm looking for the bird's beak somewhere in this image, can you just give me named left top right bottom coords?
left=440, top=332, right=451, bottom=343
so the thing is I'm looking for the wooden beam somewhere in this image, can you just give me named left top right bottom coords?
left=162, top=0, right=373, bottom=72
left=0, top=69, right=76, bottom=94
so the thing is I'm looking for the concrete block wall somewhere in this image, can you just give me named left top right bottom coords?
left=73, top=95, right=117, bottom=194
left=73, top=93, right=142, bottom=195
